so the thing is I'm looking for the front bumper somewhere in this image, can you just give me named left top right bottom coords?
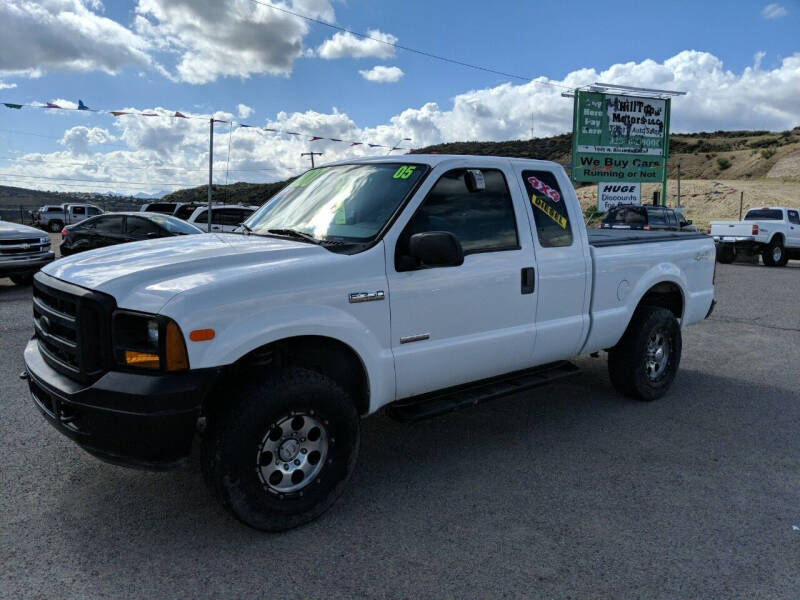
left=24, top=338, right=219, bottom=469
left=0, top=251, right=55, bottom=277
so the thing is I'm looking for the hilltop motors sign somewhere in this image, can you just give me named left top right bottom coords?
left=572, top=90, right=670, bottom=183
left=597, top=182, right=641, bottom=212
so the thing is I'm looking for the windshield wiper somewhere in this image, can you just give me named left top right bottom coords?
left=240, top=223, right=253, bottom=235
left=266, top=228, right=323, bottom=244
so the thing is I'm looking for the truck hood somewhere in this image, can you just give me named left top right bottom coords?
left=0, top=220, right=47, bottom=239
left=43, top=233, right=328, bottom=312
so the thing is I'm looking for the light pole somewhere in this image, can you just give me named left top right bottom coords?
left=386, top=137, right=412, bottom=155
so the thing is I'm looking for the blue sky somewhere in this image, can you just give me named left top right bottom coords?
left=0, top=0, right=797, bottom=194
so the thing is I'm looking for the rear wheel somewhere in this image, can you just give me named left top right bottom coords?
left=201, top=367, right=360, bottom=531
left=608, top=306, right=682, bottom=401
left=716, top=244, right=735, bottom=264
left=762, top=238, right=788, bottom=267
left=48, top=220, right=62, bottom=233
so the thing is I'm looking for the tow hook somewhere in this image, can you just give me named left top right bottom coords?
left=19, top=371, right=29, bottom=380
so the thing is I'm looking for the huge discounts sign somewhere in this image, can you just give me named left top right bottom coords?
left=572, top=90, right=671, bottom=183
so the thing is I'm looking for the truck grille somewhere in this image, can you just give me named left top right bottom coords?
left=32, top=273, right=114, bottom=384
left=0, top=238, right=48, bottom=256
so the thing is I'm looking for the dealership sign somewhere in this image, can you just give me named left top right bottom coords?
left=597, top=182, right=641, bottom=212
left=572, top=90, right=671, bottom=183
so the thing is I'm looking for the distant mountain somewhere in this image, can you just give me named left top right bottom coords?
left=160, top=180, right=293, bottom=206
left=0, top=185, right=146, bottom=223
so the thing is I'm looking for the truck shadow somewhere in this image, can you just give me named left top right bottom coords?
left=50, top=359, right=800, bottom=594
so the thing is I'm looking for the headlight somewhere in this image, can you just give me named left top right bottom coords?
left=112, top=311, right=189, bottom=371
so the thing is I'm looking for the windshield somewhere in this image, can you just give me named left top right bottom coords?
left=244, top=163, right=427, bottom=243
left=744, top=209, right=783, bottom=221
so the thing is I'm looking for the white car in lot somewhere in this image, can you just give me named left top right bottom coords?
left=187, top=204, right=259, bottom=232
left=23, top=155, right=715, bottom=531
left=710, top=206, right=800, bottom=266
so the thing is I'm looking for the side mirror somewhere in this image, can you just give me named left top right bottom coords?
left=408, top=231, right=464, bottom=268
left=686, top=219, right=693, bottom=225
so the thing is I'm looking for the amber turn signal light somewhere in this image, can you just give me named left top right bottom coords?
left=124, top=351, right=160, bottom=369
left=166, top=321, right=190, bottom=371
left=189, top=328, right=215, bottom=342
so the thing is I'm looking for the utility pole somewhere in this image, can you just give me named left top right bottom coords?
left=739, top=191, right=744, bottom=220
left=208, top=118, right=214, bottom=230
left=301, top=152, right=323, bottom=168
left=676, top=163, right=681, bottom=207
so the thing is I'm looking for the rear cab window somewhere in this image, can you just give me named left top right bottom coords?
left=786, top=210, right=799, bottom=225
left=745, top=209, right=783, bottom=220
left=522, top=170, right=572, bottom=247
left=604, top=206, right=646, bottom=226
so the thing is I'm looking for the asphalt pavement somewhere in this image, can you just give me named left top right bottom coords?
left=1, top=258, right=799, bottom=599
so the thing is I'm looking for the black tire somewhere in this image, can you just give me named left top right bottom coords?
left=201, top=367, right=360, bottom=532
left=762, top=237, right=788, bottom=267
left=608, top=306, right=682, bottom=401
left=716, top=244, right=735, bottom=264
left=9, top=272, right=34, bottom=285
left=48, top=220, right=62, bottom=233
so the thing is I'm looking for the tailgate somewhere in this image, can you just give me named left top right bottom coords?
left=710, top=221, right=753, bottom=237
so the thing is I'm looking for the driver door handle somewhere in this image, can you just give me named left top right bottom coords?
left=521, top=267, right=535, bottom=294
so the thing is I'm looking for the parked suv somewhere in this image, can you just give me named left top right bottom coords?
left=601, top=205, right=693, bottom=231
left=36, top=203, right=102, bottom=233
left=187, top=204, right=258, bottom=232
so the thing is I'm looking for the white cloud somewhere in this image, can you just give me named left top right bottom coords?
left=762, top=3, right=788, bottom=19
left=237, top=104, right=254, bottom=119
left=317, top=29, right=397, bottom=59
left=59, top=126, right=117, bottom=154
left=134, top=0, right=337, bottom=84
left=6, top=50, right=800, bottom=195
left=359, top=65, right=404, bottom=83
left=50, top=99, right=79, bottom=110
left=0, top=0, right=155, bottom=79
left=0, top=81, right=17, bottom=90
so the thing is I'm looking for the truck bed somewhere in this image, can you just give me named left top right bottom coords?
left=588, top=229, right=709, bottom=247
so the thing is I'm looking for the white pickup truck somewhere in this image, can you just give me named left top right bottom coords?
left=710, top=207, right=800, bottom=266
left=22, top=155, right=715, bottom=531
left=35, top=203, right=103, bottom=233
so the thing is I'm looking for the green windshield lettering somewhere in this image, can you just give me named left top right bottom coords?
left=393, top=165, right=417, bottom=180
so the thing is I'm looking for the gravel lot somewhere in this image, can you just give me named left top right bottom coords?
left=1, top=258, right=799, bottom=599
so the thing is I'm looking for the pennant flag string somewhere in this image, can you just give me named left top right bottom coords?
left=0, top=99, right=413, bottom=150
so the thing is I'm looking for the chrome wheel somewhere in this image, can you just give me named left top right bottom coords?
left=773, top=246, right=783, bottom=263
left=256, top=412, right=328, bottom=495
left=645, top=329, right=670, bottom=382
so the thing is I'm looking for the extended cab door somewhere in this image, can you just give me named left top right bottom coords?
left=786, top=209, right=800, bottom=248
left=511, top=163, right=591, bottom=365
left=385, top=162, right=538, bottom=399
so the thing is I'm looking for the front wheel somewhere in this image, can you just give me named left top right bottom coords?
left=9, top=272, right=34, bottom=285
left=201, top=367, right=360, bottom=531
left=762, top=238, right=788, bottom=267
left=608, top=306, right=682, bottom=401
left=48, top=220, right=62, bottom=233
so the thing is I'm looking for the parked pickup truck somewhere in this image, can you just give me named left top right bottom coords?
left=0, top=218, right=54, bottom=284
left=710, top=207, right=800, bottom=266
left=22, top=156, right=715, bottom=531
left=36, top=203, right=103, bottom=233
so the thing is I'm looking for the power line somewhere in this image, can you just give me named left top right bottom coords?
left=248, top=0, right=574, bottom=90
left=0, top=172, right=198, bottom=187
left=0, top=154, right=278, bottom=172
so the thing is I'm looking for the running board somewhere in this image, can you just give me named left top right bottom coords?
left=386, top=361, right=579, bottom=423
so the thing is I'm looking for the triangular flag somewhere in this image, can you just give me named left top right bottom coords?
left=239, top=124, right=252, bottom=128
left=110, top=111, right=130, bottom=116
left=350, top=142, right=362, bottom=146
left=140, top=112, right=158, bottom=117
left=329, top=138, right=342, bottom=142
left=212, top=118, right=227, bottom=123
left=287, top=132, right=299, bottom=136
left=3, top=103, right=22, bottom=109
left=174, top=111, right=187, bottom=118
left=46, top=102, right=61, bottom=109
left=78, top=100, right=90, bottom=111
left=310, top=136, right=323, bottom=141
left=368, top=144, right=383, bottom=148
left=264, top=128, right=276, bottom=132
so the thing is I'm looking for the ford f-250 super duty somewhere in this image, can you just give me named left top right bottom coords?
left=710, top=206, right=800, bottom=266
left=22, top=155, right=716, bottom=531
